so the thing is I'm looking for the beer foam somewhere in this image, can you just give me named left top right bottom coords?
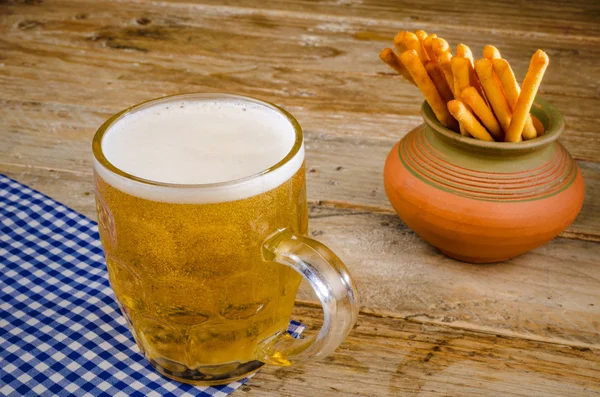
left=94, top=96, right=304, bottom=203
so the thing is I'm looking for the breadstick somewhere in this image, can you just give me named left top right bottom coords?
left=469, top=67, right=486, bottom=103
left=522, top=118, right=538, bottom=140
left=505, top=50, right=549, bottom=142
left=425, top=61, right=454, bottom=103
left=395, top=31, right=428, bottom=63
left=451, top=56, right=474, bottom=136
left=454, top=43, right=485, bottom=99
left=492, top=58, right=537, bottom=139
left=438, top=51, right=454, bottom=92
left=415, top=30, right=431, bottom=62
left=461, top=87, right=503, bottom=141
left=531, top=115, right=545, bottom=136
left=415, top=30, right=428, bottom=42
left=379, top=48, right=416, bottom=84
left=393, top=31, right=408, bottom=53
left=456, top=44, right=474, bottom=64
left=432, top=37, right=450, bottom=58
left=491, top=58, right=519, bottom=108
left=400, top=50, right=457, bottom=130
left=451, top=56, right=471, bottom=99
left=447, top=100, right=495, bottom=141
left=423, top=33, right=438, bottom=61
left=475, top=58, right=512, bottom=132
left=483, top=45, right=501, bottom=60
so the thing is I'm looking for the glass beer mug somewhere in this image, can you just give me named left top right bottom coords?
left=92, top=93, right=359, bottom=385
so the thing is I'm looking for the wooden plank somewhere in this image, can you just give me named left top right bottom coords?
left=156, top=0, right=600, bottom=40
left=2, top=39, right=597, bottom=125
left=0, top=0, right=599, bottom=158
left=4, top=0, right=600, bottom=46
left=3, top=165, right=599, bottom=348
left=242, top=305, right=600, bottom=397
left=1, top=0, right=599, bottom=99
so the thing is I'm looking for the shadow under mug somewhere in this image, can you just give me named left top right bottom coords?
left=92, top=93, right=360, bottom=385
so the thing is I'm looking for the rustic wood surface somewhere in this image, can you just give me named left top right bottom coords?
left=1, top=0, right=599, bottom=395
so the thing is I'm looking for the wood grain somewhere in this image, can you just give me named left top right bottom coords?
left=0, top=0, right=599, bottom=158
left=4, top=165, right=599, bottom=349
left=241, top=305, right=600, bottom=397
left=158, top=0, right=600, bottom=39
left=2, top=0, right=600, bottom=393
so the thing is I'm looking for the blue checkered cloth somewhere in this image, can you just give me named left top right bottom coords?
left=0, top=174, right=305, bottom=397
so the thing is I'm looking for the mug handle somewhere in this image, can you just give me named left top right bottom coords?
left=257, top=229, right=360, bottom=366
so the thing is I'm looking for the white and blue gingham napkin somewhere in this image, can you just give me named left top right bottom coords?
left=0, top=174, right=304, bottom=397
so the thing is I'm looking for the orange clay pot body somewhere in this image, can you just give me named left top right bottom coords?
left=384, top=99, right=584, bottom=263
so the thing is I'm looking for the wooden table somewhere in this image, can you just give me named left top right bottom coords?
left=2, top=0, right=599, bottom=395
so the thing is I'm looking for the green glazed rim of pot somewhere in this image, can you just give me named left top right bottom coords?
left=421, top=98, right=564, bottom=154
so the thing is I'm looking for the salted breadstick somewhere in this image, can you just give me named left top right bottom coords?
left=451, top=56, right=473, bottom=136
left=438, top=51, right=454, bottom=91
left=461, top=87, right=502, bottom=141
left=492, top=58, right=537, bottom=139
left=393, top=31, right=408, bottom=53
left=379, top=48, right=416, bottom=84
left=491, top=58, right=519, bottom=108
left=469, top=67, right=486, bottom=103
left=456, top=44, right=474, bottom=64
left=505, top=50, right=549, bottom=142
left=423, top=33, right=438, bottom=61
left=475, top=58, right=512, bottom=133
left=447, top=100, right=495, bottom=141
left=483, top=45, right=501, bottom=60
left=454, top=43, right=485, bottom=99
left=491, top=59, right=519, bottom=108
left=451, top=56, right=471, bottom=99
left=415, top=30, right=430, bottom=62
left=395, top=31, right=428, bottom=63
left=425, top=61, right=454, bottom=103
left=522, top=118, right=538, bottom=140
left=432, top=38, right=450, bottom=58
left=400, top=50, right=458, bottom=130
left=531, top=115, right=545, bottom=136
left=457, top=49, right=488, bottom=104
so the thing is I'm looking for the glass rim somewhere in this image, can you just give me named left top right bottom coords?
left=92, top=92, right=304, bottom=189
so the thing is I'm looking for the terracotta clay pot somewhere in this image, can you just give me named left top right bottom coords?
left=384, top=99, right=584, bottom=263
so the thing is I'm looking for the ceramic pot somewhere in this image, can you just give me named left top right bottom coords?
left=384, top=99, right=584, bottom=263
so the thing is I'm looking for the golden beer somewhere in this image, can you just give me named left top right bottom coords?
left=93, top=93, right=359, bottom=385
left=95, top=166, right=306, bottom=379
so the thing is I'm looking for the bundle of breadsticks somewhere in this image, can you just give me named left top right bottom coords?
left=380, top=30, right=548, bottom=142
